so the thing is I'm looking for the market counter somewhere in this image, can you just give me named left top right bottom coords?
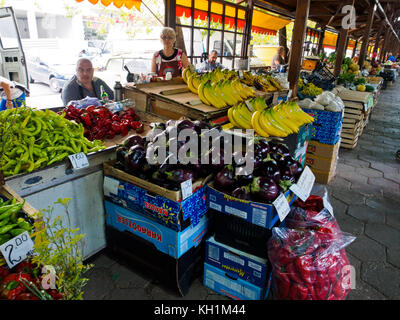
left=4, top=109, right=162, bottom=260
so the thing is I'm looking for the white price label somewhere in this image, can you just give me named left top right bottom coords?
left=104, top=176, right=120, bottom=197
left=0, top=231, right=35, bottom=269
left=238, top=70, right=244, bottom=79
left=290, top=166, right=315, bottom=202
left=273, top=193, right=291, bottom=222
left=181, top=179, right=193, bottom=200
left=68, top=152, right=89, bottom=170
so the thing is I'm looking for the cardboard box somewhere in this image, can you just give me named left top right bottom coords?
left=203, top=263, right=272, bottom=300
left=105, top=225, right=206, bottom=297
left=205, top=236, right=271, bottom=288
left=103, top=174, right=208, bottom=232
left=306, top=149, right=339, bottom=172
left=104, top=200, right=209, bottom=258
left=311, top=167, right=337, bottom=184
left=307, top=140, right=340, bottom=159
left=206, top=182, right=297, bottom=230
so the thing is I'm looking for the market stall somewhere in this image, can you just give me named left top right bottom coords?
left=1, top=0, right=400, bottom=301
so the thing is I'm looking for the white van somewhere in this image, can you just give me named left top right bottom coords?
left=0, top=7, right=29, bottom=88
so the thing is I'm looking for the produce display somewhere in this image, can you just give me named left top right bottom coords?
left=268, top=195, right=355, bottom=300
left=298, top=78, right=323, bottom=97
left=227, top=97, right=314, bottom=138
left=0, top=107, right=105, bottom=177
left=298, top=91, right=345, bottom=112
left=239, top=71, right=283, bottom=92
left=183, top=68, right=256, bottom=108
left=0, top=198, right=33, bottom=247
left=0, top=261, right=63, bottom=300
left=212, top=139, right=304, bottom=204
left=62, top=105, right=144, bottom=141
left=114, top=119, right=217, bottom=190
left=366, top=76, right=383, bottom=84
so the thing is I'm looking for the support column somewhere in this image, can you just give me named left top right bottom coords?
left=317, top=27, right=326, bottom=55
left=359, top=3, right=376, bottom=68
left=164, top=0, right=176, bottom=29
left=352, top=39, right=358, bottom=58
left=27, top=10, right=38, bottom=40
left=240, top=0, right=254, bottom=60
left=288, top=0, right=311, bottom=94
left=334, top=28, right=349, bottom=77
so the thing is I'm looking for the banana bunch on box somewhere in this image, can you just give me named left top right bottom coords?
left=182, top=67, right=255, bottom=109
left=227, top=97, right=314, bottom=138
left=240, top=71, right=282, bottom=92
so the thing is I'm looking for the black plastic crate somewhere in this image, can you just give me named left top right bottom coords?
left=210, top=209, right=278, bottom=259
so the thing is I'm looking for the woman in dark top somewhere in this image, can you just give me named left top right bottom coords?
left=271, top=46, right=286, bottom=71
left=151, top=27, right=189, bottom=77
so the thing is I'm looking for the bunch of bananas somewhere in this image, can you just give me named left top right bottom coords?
left=227, top=98, right=314, bottom=138
left=183, top=66, right=255, bottom=109
left=240, top=71, right=282, bottom=92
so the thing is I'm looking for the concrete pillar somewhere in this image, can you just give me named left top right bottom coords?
left=26, top=10, right=38, bottom=39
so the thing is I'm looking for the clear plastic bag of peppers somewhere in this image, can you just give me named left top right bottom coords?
left=268, top=188, right=356, bottom=300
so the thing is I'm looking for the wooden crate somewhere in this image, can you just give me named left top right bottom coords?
left=0, top=184, right=40, bottom=267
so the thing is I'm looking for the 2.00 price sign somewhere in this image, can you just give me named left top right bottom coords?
left=0, top=231, right=35, bottom=269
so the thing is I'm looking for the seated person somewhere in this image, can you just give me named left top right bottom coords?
left=0, top=76, right=28, bottom=111
left=151, top=27, right=189, bottom=77
left=197, top=50, right=224, bottom=72
left=61, top=58, right=114, bottom=105
left=271, top=46, right=286, bottom=71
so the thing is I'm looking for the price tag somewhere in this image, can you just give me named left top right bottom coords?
left=290, top=166, right=315, bottom=202
left=0, top=231, right=35, bottom=269
left=323, top=197, right=334, bottom=217
left=68, top=152, right=89, bottom=170
left=104, top=176, right=120, bottom=197
left=244, top=100, right=253, bottom=112
left=273, top=193, right=291, bottom=222
left=238, top=70, right=244, bottom=79
left=181, top=179, right=193, bottom=200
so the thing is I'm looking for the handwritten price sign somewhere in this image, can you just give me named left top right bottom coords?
left=0, top=231, right=34, bottom=269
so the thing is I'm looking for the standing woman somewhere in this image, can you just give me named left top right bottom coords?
left=0, top=76, right=28, bottom=111
left=151, top=27, right=189, bottom=78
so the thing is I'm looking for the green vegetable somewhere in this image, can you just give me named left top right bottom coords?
left=365, top=85, right=375, bottom=92
left=0, top=234, right=11, bottom=245
left=0, top=224, right=17, bottom=235
left=9, top=228, right=27, bottom=237
left=17, top=219, right=32, bottom=231
left=0, top=107, right=106, bottom=177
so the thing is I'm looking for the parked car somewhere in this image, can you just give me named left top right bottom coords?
left=27, top=55, right=75, bottom=93
left=94, top=56, right=152, bottom=89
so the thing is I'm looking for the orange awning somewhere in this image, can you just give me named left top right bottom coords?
left=322, top=31, right=338, bottom=50
left=75, top=0, right=142, bottom=10
left=176, top=0, right=291, bottom=35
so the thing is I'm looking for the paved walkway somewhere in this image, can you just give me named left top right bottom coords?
left=83, top=81, right=400, bottom=300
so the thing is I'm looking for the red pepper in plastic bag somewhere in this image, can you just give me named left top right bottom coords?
left=295, top=255, right=316, bottom=284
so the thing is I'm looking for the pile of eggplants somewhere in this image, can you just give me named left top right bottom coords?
left=213, top=139, right=304, bottom=204
left=114, top=119, right=221, bottom=191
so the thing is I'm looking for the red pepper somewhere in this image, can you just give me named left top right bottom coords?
left=286, top=261, right=304, bottom=285
left=276, top=246, right=296, bottom=265
left=274, top=269, right=291, bottom=300
left=112, top=122, right=122, bottom=134
left=315, top=276, right=331, bottom=300
left=111, top=114, right=121, bottom=122
left=15, top=261, right=35, bottom=276
left=47, top=289, right=63, bottom=300
left=121, top=124, right=128, bottom=137
left=80, top=113, right=92, bottom=127
left=0, top=266, right=10, bottom=279
left=290, top=283, right=308, bottom=300
left=135, top=122, right=144, bottom=133
left=15, top=293, right=40, bottom=300
left=86, top=105, right=95, bottom=113
left=295, top=255, right=316, bottom=284
left=8, top=285, right=25, bottom=300
left=107, top=130, right=116, bottom=140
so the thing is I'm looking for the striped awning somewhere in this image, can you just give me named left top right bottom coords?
left=75, top=0, right=142, bottom=10
left=176, top=0, right=291, bottom=35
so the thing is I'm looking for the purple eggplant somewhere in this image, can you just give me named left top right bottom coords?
left=123, top=135, right=145, bottom=149
left=159, top=153, right=179, bottom=175
left=278, top=155, right=299, bottom=176
left=254, top=139, right=270, bottom=159
left=124, top=145, right=146, bottom=174
left=214, top=166, right=236, bottom=192
left=293, top=161, right=304, bottom=181
left=232, top=150, right=246, bottom=167
left=150, top=122, right=166, bottom=131
left=231, top=185, right=252, bottom=200
left=250, top=176, right=279, bottom=203
left=234, top=166, right=254, bottom=186
left=260, top=157, right=281, bottom=184
left=269, top=142, right=290, bottom=157
left=165, top=168, right=195, bottom=183
left=193, top=120, right=211, bottom=135
left=202, top=146, right=225, bottom=173
left=176, top=119, right=195, bottom=133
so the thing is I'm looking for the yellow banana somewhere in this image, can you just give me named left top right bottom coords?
left=237, top=103, right=252, bottom=123
left=232, top=79, right=248, bottom=99
left=204, top=82, right=226, bottom=108
left=187, top=74, right=198, bottom=94
left=213, top=81, right=236, bottom=106
left=182, top=67, right=192, bottom=84
left=254, top=96, right=267, bottom=111
left=232, top=105, right=252, bottom=129
left=198, top=81, right=212, bottom=105
left=288, top=101, right=314, bottom=124
left=251, top=111, right=270, bottom=137
left=228, top=107, right=241, bottom=128
left=223, top=80, right=242, bottom=104
left=265, top=108, right=291, bottom=136
left=270, top=106, right=299, bottom=133
left=259, top=109, right=288, bottom=137
left=268, top=107, right=294, bottom=135
left=274, top=103, right=303, bottom=128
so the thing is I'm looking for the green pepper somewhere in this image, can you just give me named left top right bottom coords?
left=0, top=218, right=10, bottom=227
left=17, top=219, right=32, bottom=231
left=0, top=234, right=11, bottom=245
left=0, top=203, right=21, bottom=215
left=0, top=224, right=17, bottom=235
left=9, top=228, right=27, bottom=237
left=47, top=152, right=69, bottom=166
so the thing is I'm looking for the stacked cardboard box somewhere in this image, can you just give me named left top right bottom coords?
left=306, top=140, right=340, bottom=184
left=102, top=161, right=211, bottom=296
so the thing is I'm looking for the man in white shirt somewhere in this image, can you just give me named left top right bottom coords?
left=198, top=50, right=224, bottom=72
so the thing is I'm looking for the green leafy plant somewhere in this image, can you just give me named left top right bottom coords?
left=31, top=198, right=93, bottom=300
